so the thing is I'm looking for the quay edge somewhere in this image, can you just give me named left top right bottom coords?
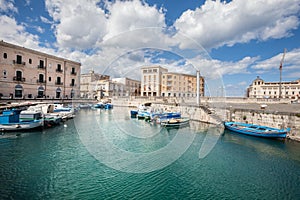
left=112, top=97, right=300, bottom=142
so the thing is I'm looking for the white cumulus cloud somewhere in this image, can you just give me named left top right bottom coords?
left=45, top=0, right=107, bottom=50
left=174, top=0, right=300, bottom=50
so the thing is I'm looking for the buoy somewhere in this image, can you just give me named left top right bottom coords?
left=64, top=124, right=67, bottom=128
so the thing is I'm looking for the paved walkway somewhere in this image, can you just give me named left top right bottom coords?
left=207, top=102, right=300, bottom=114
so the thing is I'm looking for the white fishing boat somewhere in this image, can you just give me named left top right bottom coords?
left=160, top=117, right=190, bottom=128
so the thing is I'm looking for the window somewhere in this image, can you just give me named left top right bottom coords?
left=49, top=77, right=51, bottom=82
left=3, top=70, right=7, bottom=78
left=3, top=53, right=7, bottom=59
left=15, top=85, right=23, bottom=98
left=38, top=74, right=44, bottom=83
left=16, top=71, right=22, bottom=81
left=37, top=86, right=44, bottom=98
left=71, top=79, right=75, bottom=86
left=71, top=67, right=76, bottom=74
left=16, top=55, right=22, bottom=64
left=56, top=88, right=61, bottom=98
left=39, top=60, right=44, bottom=68
left=56, top=64, right=62, bottom=72
left=29, top=59, right=32, bottom=64
left=56, top=77, right=61, bottom=84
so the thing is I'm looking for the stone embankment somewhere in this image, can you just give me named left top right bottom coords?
left=113, top=97, right=300, bottom=141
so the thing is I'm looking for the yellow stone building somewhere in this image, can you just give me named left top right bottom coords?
left=141, top=65, right=205, bottom=97
left=161, top=72, right=204, bottom=98
left=0, top=41, right=81, bottom=99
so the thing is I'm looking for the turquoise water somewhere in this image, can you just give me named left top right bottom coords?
left=0, top=108, right=300, bottom=199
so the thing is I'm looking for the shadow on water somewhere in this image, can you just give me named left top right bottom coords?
left=221, top=129, right=300, bottom=163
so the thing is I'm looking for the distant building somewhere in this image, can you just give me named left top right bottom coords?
left=141, top=66, right=167, bottom=96
left=161, top=72, right=204, bottom=98
left=0, top=40, right=81, bottom=99
left=80, top=71, right=140, bottom=99
left=80, top=70, right=110, bottom=99
left=112, top=77, right=141, bottom=96
left=141, top=65, right=204, bottom=97
left=248, top=76, right=300, bottom=99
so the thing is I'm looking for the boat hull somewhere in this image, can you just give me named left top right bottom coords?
left=161, top=118, right=190, bottom=128
left=0, top=120, right=44, bottom=131
left=224, top=122, right=288, bottom=138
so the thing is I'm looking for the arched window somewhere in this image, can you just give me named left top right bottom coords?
left=15, top=84, right=23, bottom=98
left=3, top=53, right=7, bottom=59
left=56, top=88, right=61, bottom=98
left=37, top=86, right=44, bottom=98
left=70, top=89, right=74, bottom=98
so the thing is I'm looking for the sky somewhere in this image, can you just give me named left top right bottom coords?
left=0, top=0, right=300, bottom=97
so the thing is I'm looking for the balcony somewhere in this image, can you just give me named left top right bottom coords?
left=55, top=81, right=63, bottom=85
left=13, top=76, right=25, bottom=82
left=56, top=69, right=63, bottom=73
left=37, top=65, right=45, bottom=69
left=13, top=60, right=26, bottom=65
left=37, top=79, right=46, bottom=84
left=70, top=83, right=76, bottom=87
left=70, top=71, right=77, bottom=75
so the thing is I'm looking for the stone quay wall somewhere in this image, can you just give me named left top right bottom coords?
left=112, top=97, right=300, bottom=141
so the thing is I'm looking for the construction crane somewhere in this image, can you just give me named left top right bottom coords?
left=279, top=48, right=286, bottom=99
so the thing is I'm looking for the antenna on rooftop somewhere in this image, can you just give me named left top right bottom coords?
left=279, top=48, right=286, bottom=99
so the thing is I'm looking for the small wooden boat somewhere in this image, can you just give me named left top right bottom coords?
left=224, top=122, right=290, bottom=138
left=160, top=118, right=190, bottom=128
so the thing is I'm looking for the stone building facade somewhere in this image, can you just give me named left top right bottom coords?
left=80, top=71, right=140, bottom=99
left=248, top=76, right=300, bottom=99
left=141, top=65, right=205, bottom=97
left=141, top=66, right=168, bottom=96
left=0, top=41, right=81, bottom=99
left=161, top=72, right=204, bottom=98
left=112, top=77, right=141, bottom=96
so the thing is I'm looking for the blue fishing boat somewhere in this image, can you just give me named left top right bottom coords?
left=224, top=122, right=290, bottom=138
left=104, top=103, right=113, bottom=109
left=130, top=110, right=138, bottom=118
left=0, top=109, right=44, bottom=131
left=154, top=112, right=181, bottom=123
left=137, top=111, right=150, bottom=120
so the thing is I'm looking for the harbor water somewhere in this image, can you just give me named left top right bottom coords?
left=0, top=108, right=300, bottom=199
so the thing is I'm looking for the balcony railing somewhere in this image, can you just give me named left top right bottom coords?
left=37, top=65, right=45, bottom=69
left=13, top=76, right=25, bottom=82
left=55, top=82, right=63, bottom=85
left=13, top=60, right=25, bottom=65
left=37, top=79, right=46, bottom=84
left=70, top=83, right=77, bottom=87
left=70, top=71, right=77, bottom=75
left=56, top=69, right=63, bottom=73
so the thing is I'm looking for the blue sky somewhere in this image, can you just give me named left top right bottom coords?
left=1, top=0, right=300, bottom=96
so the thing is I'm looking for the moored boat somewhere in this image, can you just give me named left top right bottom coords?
left=160, top=117, right=190, bottom=128
left=130, top=110, right=138, bottom=118
left=0, top=109, right=44, bottom=131
left=224, top=121, right=290, bottom=138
